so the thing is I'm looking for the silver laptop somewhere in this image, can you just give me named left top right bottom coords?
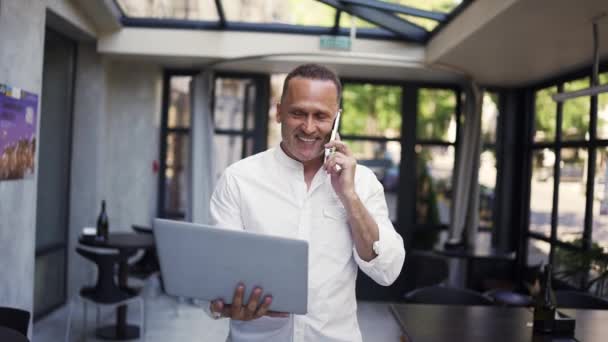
left=153, top=218, right=308, bottom=314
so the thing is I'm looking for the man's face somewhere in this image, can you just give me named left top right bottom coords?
left=276, top=77, right=339, bottom=164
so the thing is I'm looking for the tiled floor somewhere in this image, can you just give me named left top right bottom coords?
left=34, top=278, right=401, bottom=341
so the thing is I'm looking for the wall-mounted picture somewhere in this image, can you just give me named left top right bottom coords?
left=0, top=83, right=38, bottom=181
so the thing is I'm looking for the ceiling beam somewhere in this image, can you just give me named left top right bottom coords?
left=317, top=0, right=428, bottom=42
left=74, top=0, right=122, bottom=33
left=332, top=10, right=342, bottom=34
left=214, top=0, right=226, bottom=27
left=338, top=0, right=446, bottom=21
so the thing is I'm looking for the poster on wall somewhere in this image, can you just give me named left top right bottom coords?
left=0, top=83, right=38, bottom=181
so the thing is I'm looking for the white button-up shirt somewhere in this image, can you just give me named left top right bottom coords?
left=209, top=146, right=405, bottom=342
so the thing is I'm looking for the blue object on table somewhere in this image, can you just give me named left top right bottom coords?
left=484, top=289, right=532, bottom=307
left=404, top=285, right=494, bottom=305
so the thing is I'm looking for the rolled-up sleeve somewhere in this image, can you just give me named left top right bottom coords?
left=353, top=175, right=406, bottom=286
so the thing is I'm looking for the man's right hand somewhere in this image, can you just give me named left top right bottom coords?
left=210, top=284, right=289, bottom=321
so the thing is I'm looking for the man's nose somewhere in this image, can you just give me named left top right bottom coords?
left=301, top=115, right=316, bottom=134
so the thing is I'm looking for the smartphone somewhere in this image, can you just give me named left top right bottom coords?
left=324, top=109, right=342, bottom=163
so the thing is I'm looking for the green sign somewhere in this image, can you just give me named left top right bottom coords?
left=320, top=36, right=351, bottom=51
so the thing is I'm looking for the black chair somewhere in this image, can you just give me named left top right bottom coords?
left=401, top=251, right=449, bottom=293
left=555, top=290, right=608, bottom=310
left=129, top=225, right=160, bottom=279
left=405, top=252, right=449, bottom=290
left=0, top=306, right=30, bottom=335
left=357, top=250, right=449, bottom=301
left=484, top=289, right=532, bottom=307
left=404, top=285, right=494, bottom=306
left=65, top=246, right=145, bottom=341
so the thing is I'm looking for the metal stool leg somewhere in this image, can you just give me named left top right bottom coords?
left=65, top=300, right=74, bottom=342
left=83, top=300, right=88, bottom=341
left=139, top=298, right=146, bottom=341
left=96, top=306, right=100, bottom=329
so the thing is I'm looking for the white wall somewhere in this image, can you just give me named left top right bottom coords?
left=1, top=0, right=163, bottom=326
left=0, top=0, right=47, bottom=322
left=68, top=42, right=107, bottom=296
left=0, top=0, right=97, bottom=329
left=68, top=51, right=163, bottom=296
left=103, top=60, right=162, bottom=231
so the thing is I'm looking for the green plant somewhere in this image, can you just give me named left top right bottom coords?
left=553, top=238, right=608, bottom=296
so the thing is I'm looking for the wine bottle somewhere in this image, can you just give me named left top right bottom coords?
left=533, top=264, right=556, bottom=334
left=96, top=200, right=109, bottom=241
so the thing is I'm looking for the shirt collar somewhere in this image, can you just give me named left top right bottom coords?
left=274, top=144, right=330, bottom=190
left=274, top=143, right=304, bottom=170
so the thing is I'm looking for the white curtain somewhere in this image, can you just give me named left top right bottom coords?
left=447, top=82, right=483, bottom=247
left=188, top=71, right=216, bottom=224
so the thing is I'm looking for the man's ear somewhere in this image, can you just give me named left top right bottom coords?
left=275, top=103, right=282, bottom=123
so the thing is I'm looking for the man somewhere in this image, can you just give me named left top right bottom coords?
left=208, top=64, right=405, bottom=341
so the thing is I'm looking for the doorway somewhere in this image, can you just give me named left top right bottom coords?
left=33, top=29, right=76, bottom=319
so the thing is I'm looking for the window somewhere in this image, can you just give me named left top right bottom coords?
left=158, top=72, right=268, bottom=220
left=213, top=74, right=269, bottom=177
left=222, top=0, right=336, bottom=26
left=479, top=92, right=500, bottom=230
left=159, top=74, right=193, bottom=220
left=115, top=0, right=473, bottom=43
left=341, top=82, right=402, bottom=222
left=527, top=72, right=608, bottom=294
left=415, top=87, right=458, bottom=226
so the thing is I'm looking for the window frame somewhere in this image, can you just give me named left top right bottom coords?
left=523, top=65, right=608, bottom=289
left=340, top=78, right=465, bottom=243
left=158, top=69, right=198, bottom=220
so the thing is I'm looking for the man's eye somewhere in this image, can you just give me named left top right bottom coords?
left=291, top=111, right=305, bottom=117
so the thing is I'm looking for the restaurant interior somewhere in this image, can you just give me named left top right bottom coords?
left=2, top=0, right=608, bottom=341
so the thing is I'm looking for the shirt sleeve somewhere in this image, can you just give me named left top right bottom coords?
left=209, top=168, right=245, bottom=231
left=352, top=173, right=406, bottom=286
left=201, top=170, right=243, bottom=320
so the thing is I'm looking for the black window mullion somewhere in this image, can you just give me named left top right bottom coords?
left=254, top=75, right=270, bottom=153
left=581, top=148, right=596, bottom=287
left=581, top=83, right=599, bottom=275
left=158, top=72, right=171, bottom=218
left=531, top=140, right=592, bottom=149
left=241, top=82, right=252, bottom=158
left=549, top=83, right=564, bottom=266
left=398, top=84, right=418, bottom=249
left=214, top=0, right=226, bottom=27
left=520, top=89, right=536, bottom=280
left=332, top=10, right=342, bottom=35
left=167, top=127, right=190, bottom=134
left=528, top=232, right=599, bottom=254
left=339, top=134, right=400, bottom=142
left=415, top=140, right=455, bottom=146
left=455, top=88, right=462, bottom=147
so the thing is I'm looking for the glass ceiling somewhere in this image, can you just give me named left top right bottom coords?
left=114, top=0, right=469, bottom=43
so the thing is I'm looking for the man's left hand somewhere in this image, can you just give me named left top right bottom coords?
left=324, top=134, right=357, bottom=203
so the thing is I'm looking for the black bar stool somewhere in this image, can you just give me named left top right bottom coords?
left=65, top=245, right=145, bottom=341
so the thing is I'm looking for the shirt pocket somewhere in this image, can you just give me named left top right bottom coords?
left=319, top=205, right=352, bottom=262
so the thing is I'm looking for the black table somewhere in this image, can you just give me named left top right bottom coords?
left=0, top=327, right=29, bottom=342
left=390, top=303, right=608, bottom=342
left=434, top=244, right=516, bottom=288
left=130, top=225, right=160, bottom=277
left=132, top=224, right=153, bottom=234
left=79, top=232, right=155, bottom=340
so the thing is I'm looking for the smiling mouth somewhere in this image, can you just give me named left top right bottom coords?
left=297, top=135, right=318, bottom=143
